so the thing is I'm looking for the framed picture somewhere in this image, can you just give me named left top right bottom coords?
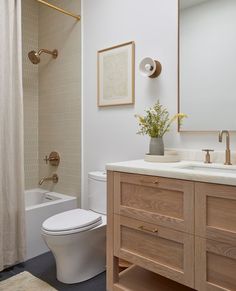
left=97, top=41, right=135, bottom=107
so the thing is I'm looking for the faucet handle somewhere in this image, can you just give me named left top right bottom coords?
left=202, top=149, right=214, bottom=164
left=43, top=152, right=60, bottom=166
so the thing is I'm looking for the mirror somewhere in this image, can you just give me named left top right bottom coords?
left=178, top=0, right=236, bottom=131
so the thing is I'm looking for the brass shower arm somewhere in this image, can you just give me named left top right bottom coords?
left=38, top=49, right=58, bottom=58
left=38, top=49, right=53, bottom=55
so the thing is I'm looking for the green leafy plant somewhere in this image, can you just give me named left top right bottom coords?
left=135, top=101, right=187, bottom=138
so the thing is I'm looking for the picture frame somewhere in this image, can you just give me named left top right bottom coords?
left=97, top=41, right=135, bottom=107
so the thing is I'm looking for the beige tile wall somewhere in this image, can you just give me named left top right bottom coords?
left=38, top=1, right=81, bottom=200
left=22, top=0, right=39, bottom=189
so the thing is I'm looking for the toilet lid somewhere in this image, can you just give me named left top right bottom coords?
left=42, top=209, right=102, bottom=232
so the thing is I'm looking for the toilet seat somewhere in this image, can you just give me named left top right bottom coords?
left=42, top=209, right=102, bottom=236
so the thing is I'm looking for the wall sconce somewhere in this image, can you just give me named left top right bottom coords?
left=139, top=57, right=162, bottom=78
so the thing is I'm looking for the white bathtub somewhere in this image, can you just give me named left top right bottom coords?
left=25, top=188, right=77, bottom=260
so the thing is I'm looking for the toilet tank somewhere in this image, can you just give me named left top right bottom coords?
left=88, top=171, right=107, bottom=215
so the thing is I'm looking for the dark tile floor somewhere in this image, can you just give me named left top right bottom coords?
left=0, top=252, right=106, bottom=291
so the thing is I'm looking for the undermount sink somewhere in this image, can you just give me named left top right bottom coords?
left=179, top=164, right=236, bottom=175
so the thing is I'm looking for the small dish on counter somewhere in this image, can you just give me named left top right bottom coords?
left=145, top=150, right=180, bottom=163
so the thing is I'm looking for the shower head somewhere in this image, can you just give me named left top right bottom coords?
left=28, top=50, right=40, bottom=64
left=28, top=49, right=58, bottom=64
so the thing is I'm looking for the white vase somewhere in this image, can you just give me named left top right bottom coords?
left=149, top=137, right=164, bottom=155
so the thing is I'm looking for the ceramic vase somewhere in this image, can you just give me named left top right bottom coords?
left=149, top=137, right=164, bottom=156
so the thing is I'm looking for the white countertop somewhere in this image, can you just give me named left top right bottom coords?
left=106, top=160, right=236, bottom=186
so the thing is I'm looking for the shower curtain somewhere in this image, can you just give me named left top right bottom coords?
left=0, top=0, right=26, bottom=270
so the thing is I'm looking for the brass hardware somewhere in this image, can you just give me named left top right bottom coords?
left=218, top=130, right=232, bottom=165
left=202, top=149, right=214, bottom=164
left=36, top=0, right=81, bottom=21
left=38, top=49, right=58, bottom=58
left=140, top=179, right=159, bottom=185
left=44, top=151, right=60, bottom=166
left=138, top=225, right=158, bottom=234
left=28, top=49, right=58, bottom=64
left=38, top=173, right=59, bottom=185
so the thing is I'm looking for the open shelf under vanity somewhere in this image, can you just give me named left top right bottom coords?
left=115, top=265, right=195, bottom=291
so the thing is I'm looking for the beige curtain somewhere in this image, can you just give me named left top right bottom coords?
left=0, top=0, right=26, bottom=270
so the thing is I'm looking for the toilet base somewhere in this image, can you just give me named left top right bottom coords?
left=56, top=258, right=105, bottom=284
left=42, top=224, right=106, bottom=284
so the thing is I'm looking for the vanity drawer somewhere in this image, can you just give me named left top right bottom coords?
left=113, top=172, right=194, bottom=234
left=195, top=237, right=236, bottom=291
left=114, top=214, right=194, bottom=288
left=195, top=182, right=236, bottom=245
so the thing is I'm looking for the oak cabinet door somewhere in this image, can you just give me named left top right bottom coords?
left=195, top=237, right=236, bottom=291
left=114, top=214, right=195, bottom=288
left=114, top=172, right=194, bottom=234
left=195, top=182, right=236, bottom=245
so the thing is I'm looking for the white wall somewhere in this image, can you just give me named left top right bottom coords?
left=82, top=0, right=236, bottom=207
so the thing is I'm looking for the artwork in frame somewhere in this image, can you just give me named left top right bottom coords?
left=97, top=41, right=135, bottom=107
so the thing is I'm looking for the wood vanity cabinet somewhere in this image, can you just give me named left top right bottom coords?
left=107, top=171, right=236, bottom=291
left=195, top=183, right=236, bottom=291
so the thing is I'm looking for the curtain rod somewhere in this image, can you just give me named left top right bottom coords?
left=36, top=0, right=81, bottom=21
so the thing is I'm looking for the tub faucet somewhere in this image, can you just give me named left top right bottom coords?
left=218, top=130, right=232, bottom=165
left=39, top=173, right=59, bottom=185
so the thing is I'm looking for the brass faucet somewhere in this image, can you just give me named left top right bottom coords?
left=39, top=173, right=59, bottom=185
left=218, top=130, right=232, bottom=165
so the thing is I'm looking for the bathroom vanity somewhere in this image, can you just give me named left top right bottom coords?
left=106, top=160, right=236, bottom=291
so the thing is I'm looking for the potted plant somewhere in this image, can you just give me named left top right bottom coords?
left=135, top=101, right=187, bottom=155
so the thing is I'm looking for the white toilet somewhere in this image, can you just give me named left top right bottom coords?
left=41, top=171, right=107, bottom=284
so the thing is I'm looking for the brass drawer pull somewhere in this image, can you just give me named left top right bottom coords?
left=138, top=225, right=158, bottom=233
left=139, top=179, right=159, bottom=185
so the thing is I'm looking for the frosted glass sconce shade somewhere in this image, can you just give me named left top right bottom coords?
left=139, top=57, right=162, bottom=78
